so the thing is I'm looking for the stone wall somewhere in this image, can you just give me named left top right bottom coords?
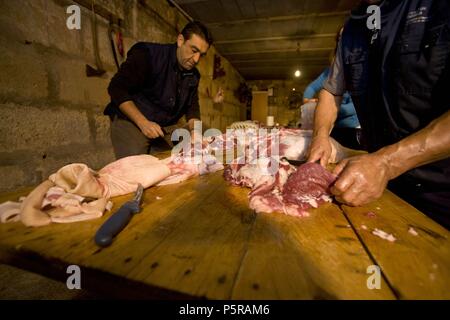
left=0, top=0, right=246, bottom=192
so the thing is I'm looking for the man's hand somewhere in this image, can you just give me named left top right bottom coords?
left=330, top=110, right=450, bottom=207
left=118, top=101, right=164, bottom=139
left=331, top=153, right=393, bottom=207
left=137, top=119, right=164, bottom=139
left=307, top=134, right=333, bottom=167
left=307, top=89, right=341, bottom=166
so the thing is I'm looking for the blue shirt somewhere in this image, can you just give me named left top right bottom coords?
left=303, top=67, right=360, bottom=128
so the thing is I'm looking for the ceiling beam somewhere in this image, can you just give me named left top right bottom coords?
left=235, top=64, right=328, bottom=69
left=206, top=11, right=349, bottom=28
left=232, top=60, right=328, bottom=67
left=238, top=65, right=327, bottom=70
left=224, top=47, right=334, bottom=56
left=215, top=33, right=336, bottom=45
left=230, top=57, right=328, bottom=64
left=241, top=75, right=322, bottom=81
left=172, top=0, right=207, bottom=4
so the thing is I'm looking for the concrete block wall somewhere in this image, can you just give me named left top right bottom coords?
left=0, top=0, right=246, bottom=193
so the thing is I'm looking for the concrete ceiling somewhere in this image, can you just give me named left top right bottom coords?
left=172, top=0, right=358, bottom=82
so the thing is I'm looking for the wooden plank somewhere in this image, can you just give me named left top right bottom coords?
left=231, top=202, right=396, bottom=299
left=72, top=173, right=228, bottom=273
left=2, top=155, right=445, bottom=299
left=0, top=176, right=213, bottom=299
left=120, top=174, right=257, bottom=299
left=1, top=176, right=394, bottom=299
left=0, top=151, right=178, bottom=259
left=0, top=185, right=91, bottom=246
left=0, top=173, right=211, bottom=268
left=0, top=190, right=140, bottom=249
left=341, top=190, right=450, bottom=299
left=0, top=170, right=395, bottom=299
left=0, top=172, right=254, bottom=299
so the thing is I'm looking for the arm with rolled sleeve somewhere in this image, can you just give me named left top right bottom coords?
left=307, top=40, right=346, bottom=166
left=303, top=68, right=330, bottom=100
left=331, top=52, right=450, bottom=207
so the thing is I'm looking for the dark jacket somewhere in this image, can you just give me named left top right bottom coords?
left=105, top=42, right=201, bottom=127
left=341, top=0, right=450, bottom=227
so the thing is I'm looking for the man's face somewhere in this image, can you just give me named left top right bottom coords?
left=176, top=34, right=209, bottom=70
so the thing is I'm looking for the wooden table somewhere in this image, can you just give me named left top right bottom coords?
left=0, top=166, right=449, bottom=299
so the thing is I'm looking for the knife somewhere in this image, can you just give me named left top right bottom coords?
left=94, top=184, right=144, bottom=247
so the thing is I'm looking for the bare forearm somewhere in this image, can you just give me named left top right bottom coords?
left=376, top=111, right=450, bottom=179
left=313, top=89, right=342, bottom=137
left=118, top=100, right=147, bottom=127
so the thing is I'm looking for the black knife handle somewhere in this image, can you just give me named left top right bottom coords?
left=94, top=201, right=140, bottom=247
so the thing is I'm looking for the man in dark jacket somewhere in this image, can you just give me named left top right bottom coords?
left=307, top=0, right=450, bottom=228
left=105, top=21, right=216, bottom=159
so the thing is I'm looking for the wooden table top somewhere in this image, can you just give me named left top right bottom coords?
left=0, top=166, right=449, bottom=299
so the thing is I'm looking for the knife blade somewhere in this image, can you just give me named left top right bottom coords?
left=281, top=157, right=307, bottom=166
left=94, top=183, right=144, bottom=247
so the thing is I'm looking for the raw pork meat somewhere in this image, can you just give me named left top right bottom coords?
left=209, top=128, right=346, bottom=162
left=0, top=127, right=346, bottom=227
left=248, top=160, right=296, bottom=215
left=0, top=124, right=231, bottom=227
left=0, top=144, right=224, bottom=227
left=282, top=162, right=337, bottom=209
left=225, top=160, right=337, bottom=217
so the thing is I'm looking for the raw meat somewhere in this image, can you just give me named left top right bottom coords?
left=408, top=227, right=418, bottom=236
left=98, top=154, right=171, bottom=196
left=213, top=128, right=309, bottom=162
left=372, top=228, right=397, bottom=242
left=0, top=201, right=22, bottom=223
left=366, top=211, right=377, bottom=218
left=206, top=128, right=347, bottom=166
left=248, top=160, right=297, bottom=215
left=221, top=128, right=349, bottom=216
left=158, top=145, right=224, bottom=186
left=224, top=157, right=276, bottom=188
left=0, top=127, right=347, bottom=227
left=282, top=162, right=337, bottom=208
left=225, top=160, right=337, bottom=217
left=0, top=148, right=223, bottom=227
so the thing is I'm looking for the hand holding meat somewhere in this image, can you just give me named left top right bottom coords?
left=331, top=153, right=392, bottom=207
left=138, top=119, right=164, bottom=139
left=307, top=133, right=333, bottom=167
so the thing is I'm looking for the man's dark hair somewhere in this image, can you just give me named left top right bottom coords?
left=181, top=20, right=213, bottom=46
